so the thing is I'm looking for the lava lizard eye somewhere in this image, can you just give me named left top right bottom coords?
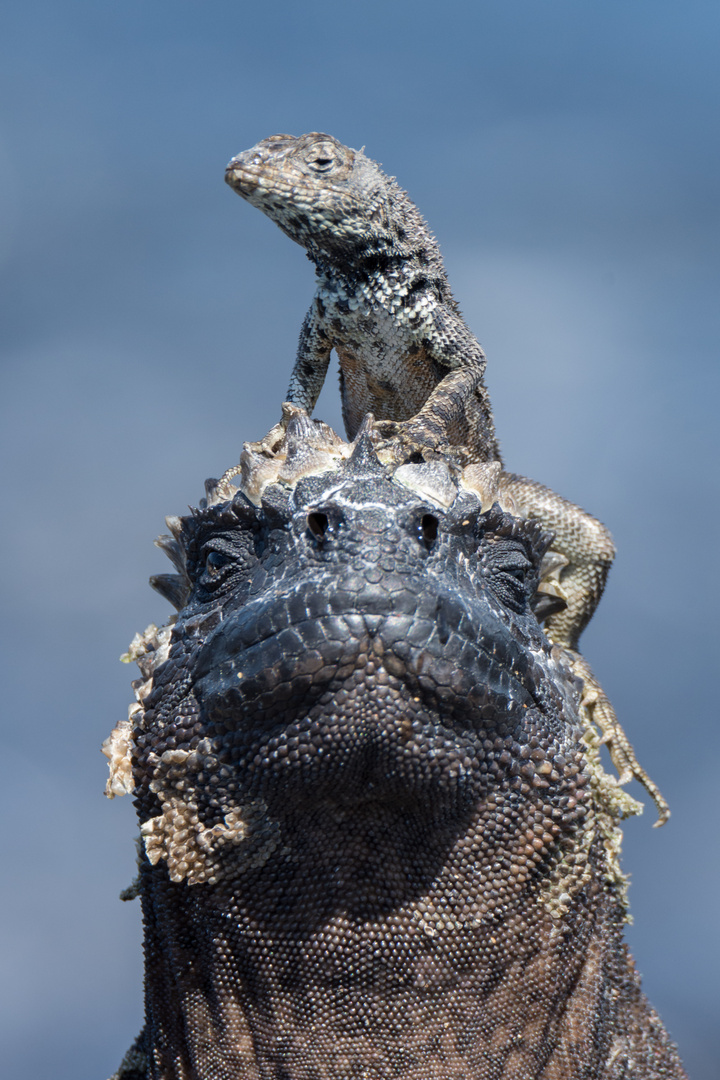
left=306, top=145, right=337, bottom=172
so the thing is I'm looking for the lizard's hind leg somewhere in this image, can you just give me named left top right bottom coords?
left=502, top=472, right=670, bottom=825
left=569, top=652, right=670, bottom=826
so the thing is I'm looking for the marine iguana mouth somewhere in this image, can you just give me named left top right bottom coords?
left=193, top=595, right=541, bottom=805
left=196, top=577, right=537, bottom=712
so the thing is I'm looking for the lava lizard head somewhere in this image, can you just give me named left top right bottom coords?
left=225, top=131, right=399, bottom=261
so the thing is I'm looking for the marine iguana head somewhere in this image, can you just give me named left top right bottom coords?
left=106, top=413, right=622, bottom=1078
left=129, top=413, right=583, bottom=846
left=225, top=131, right=441, bottom=270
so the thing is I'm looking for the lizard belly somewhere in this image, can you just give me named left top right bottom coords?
left=329, top=306, right=438, bottom=438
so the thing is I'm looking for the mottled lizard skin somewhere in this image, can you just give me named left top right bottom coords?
left=224, top=133, right=668, bottom=821
left=104, top=412, right=684, bottom=1079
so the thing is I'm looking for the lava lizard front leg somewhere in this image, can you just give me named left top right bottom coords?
left=259, top=299, right=333, bottom=452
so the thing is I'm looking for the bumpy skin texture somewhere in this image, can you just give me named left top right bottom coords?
left=106, top=415, right=684, bottom=1079
left=224, top=134, right=667, bottom=821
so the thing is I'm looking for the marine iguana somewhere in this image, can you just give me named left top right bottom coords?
left=104, top=411, right=685, bottom=1079
left=224, top=133, right=668, bottom=822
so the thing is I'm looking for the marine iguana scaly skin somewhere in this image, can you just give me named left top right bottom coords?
left=105, top=411, right=685, bottom=1079
left=224, top=133, right=668, bottom=822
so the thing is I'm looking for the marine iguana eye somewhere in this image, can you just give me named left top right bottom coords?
left=203, top=548, right=231, bottom=581
left=484, top=539, right=534, bottom=614
left=205, top=550, right=228, bottom=572
left=196, top=542, right=238, bottom=590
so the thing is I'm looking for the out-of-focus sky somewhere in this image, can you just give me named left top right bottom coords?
left=1, top=2, right=717, bottom=1077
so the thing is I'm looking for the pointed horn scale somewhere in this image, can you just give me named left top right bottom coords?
left=347, top=414, right=383, bottom=472
left=165, top=515, right=184, bottom=540
left=154, top=534, right=187, bottom=574
left=150, top=573, right=190, bottom=610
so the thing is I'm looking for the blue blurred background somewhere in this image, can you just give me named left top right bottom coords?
left=1, top=2, right=718, bottom=1076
